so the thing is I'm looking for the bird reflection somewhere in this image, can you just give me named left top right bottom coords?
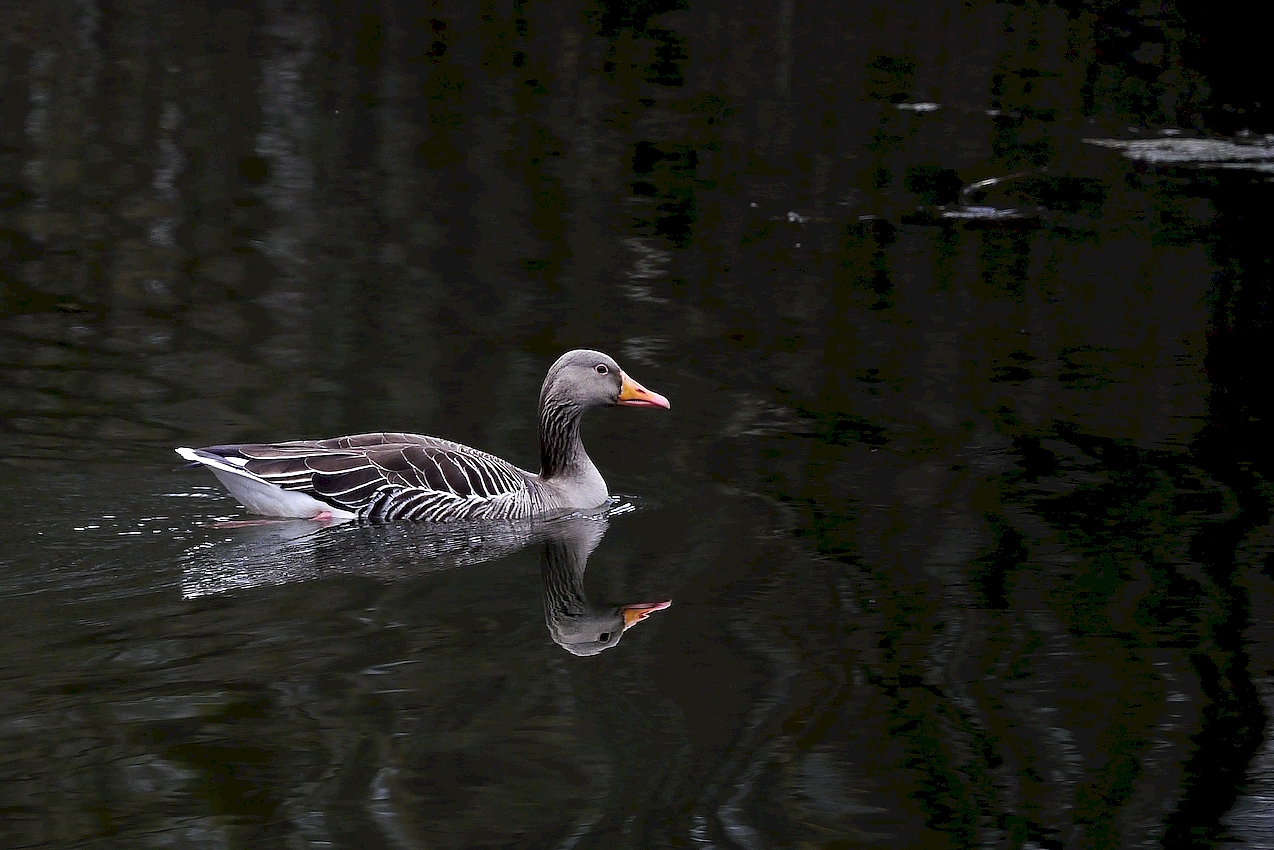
left=540, top=515, right=671, bottom=656
left=179, top=507, right=670, bottom=655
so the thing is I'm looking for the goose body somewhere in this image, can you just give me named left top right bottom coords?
left=176, top=350, right=670, bottom=522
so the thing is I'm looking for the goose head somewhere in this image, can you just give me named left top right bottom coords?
left=540, top=349, right=671, bottom=412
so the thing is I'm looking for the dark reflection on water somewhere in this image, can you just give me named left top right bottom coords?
left=4, top=0, right=1274, bottom=846
left=179, top=506, right=556, bottom=598
left=177, top=503, right=671, bottom=655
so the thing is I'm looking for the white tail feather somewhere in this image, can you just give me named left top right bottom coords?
left=175, top=447, right=355, bottom=520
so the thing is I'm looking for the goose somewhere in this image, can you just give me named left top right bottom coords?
left=541, top=515, right=670, bottom=656
left=176, top=349, right=670, bottom=522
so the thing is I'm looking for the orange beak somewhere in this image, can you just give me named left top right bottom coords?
left=617, top=372, right=671, bottom=409
left=621, top=600, right=672, bottom=630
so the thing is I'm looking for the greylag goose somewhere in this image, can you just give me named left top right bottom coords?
left=175, top=349, right=669, bottom=521
left=541, top=515, right=670, bottom=656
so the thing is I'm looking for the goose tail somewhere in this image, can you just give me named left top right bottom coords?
left=173, top=447, right=355, bottom=520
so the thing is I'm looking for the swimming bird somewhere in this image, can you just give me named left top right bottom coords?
left=175, top=349, right=670, bottom=522
left=541, top=515, right=670, bottom=656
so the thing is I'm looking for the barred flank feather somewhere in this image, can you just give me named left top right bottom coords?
left=210, top=433, right=548, bottom=522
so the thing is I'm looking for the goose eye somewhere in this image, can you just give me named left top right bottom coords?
left=598, top=632, right=611, bottom=642
left=595, top=364, right=609, bottom=375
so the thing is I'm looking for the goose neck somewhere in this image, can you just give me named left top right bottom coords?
left=538, top=396, right=587, bottom=479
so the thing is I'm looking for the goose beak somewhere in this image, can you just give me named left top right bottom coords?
left=617, top=372, right=671, bottom=409
left=621, top=600, right=672, bottom=630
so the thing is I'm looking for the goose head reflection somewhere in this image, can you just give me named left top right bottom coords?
left=540, top=514, right=671, bottom=656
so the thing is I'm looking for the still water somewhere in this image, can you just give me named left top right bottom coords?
left=3, top=0, right=1274, bottom=847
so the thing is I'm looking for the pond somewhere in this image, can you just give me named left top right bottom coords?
left=3, top=0, right=1274, bottom=847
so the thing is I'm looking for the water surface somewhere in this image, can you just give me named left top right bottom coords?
left=3, top=0, right=1274, bottom=847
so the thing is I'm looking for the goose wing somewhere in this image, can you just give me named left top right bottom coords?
left=214, top=433, right=535, bottom=520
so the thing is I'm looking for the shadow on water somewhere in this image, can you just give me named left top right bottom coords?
left=5, top=0, right=1274, bottom=846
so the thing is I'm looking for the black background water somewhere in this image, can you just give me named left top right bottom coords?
left=4, top=0, right=1274, bottom=847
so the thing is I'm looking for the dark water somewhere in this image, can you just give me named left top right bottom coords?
left=4, top=1, right=1274, bottom=847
